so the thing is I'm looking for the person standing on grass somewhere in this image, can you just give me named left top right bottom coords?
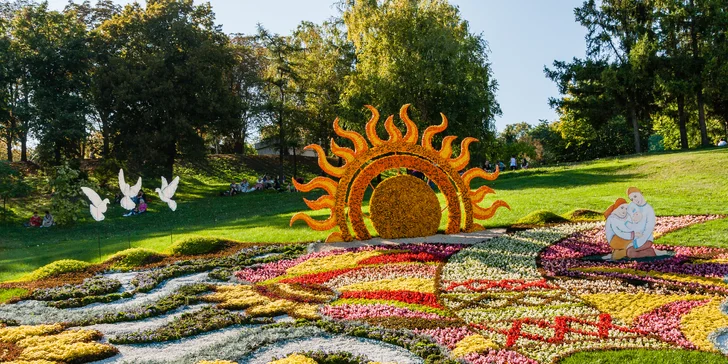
left=510, top=156, right=517, bottom=171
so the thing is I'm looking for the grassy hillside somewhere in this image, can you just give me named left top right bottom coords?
left=0, top=148, right=726, bottom=282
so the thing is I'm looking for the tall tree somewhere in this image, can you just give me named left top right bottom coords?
left=257, top=26, right=301, bottom=179
left=547, top=0, right=659, bottom=154
left=227, top=34, right=264, bottom=154
left=339, top=0, right=500, bottom=159
left=97, top=0, right=238, bottom=178
left=68, top=0, right=121, bottom=158
left=11, top=3, right=90, bottom=163
left=290, top=20, right=354, bottom=152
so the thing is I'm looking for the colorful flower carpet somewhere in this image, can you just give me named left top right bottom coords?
left=1, top=215, right=727, bottom=363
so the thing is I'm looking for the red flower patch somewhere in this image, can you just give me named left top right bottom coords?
left=445, top=279, right=556, bottom=292
left=278, top=268, right=356, bottom=285
left=473, top=313, right=645, bottom=348
left=341, top=290, right=443, bottom=308
left=358, top=252, right=444, bottom=265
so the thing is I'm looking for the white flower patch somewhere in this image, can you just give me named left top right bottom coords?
left=244, top=335, right=424, bottom=364
left=0, top=272, right=212, bottom=325
left=80, top=304, right=211, bottom=338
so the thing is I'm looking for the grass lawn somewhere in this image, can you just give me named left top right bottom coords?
left=1, top=148, right=727, bottom=282
left=560, top=349, right=728, bottom=364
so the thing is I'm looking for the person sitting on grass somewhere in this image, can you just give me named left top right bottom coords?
left=24, top=211, right=42, bottom=227
left=719, top=138, right=727, bottom=147
left=41, top=210, right=54, bottom=228
left=124, top=198, right=147, bottom=216
left=521, top=158, right=529, bottom=169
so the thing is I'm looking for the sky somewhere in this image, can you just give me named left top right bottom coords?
left=45, top=0, right=588, bottom=132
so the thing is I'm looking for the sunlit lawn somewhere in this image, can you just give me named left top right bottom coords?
left=1, top=148, right=727, bottom=282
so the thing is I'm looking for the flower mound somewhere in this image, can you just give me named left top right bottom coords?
left=369, top=175, right=441, bottom=239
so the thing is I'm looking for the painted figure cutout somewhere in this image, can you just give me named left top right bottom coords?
left=603, top=187, right=659, bottom=260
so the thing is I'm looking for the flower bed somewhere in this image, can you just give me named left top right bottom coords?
left=0, top=219, right=727, bottom=363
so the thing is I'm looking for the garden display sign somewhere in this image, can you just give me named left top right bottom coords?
left=290, top=104, right=510, bottom=241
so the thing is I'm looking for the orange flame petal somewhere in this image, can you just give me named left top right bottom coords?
left=473, top=200, right=511, bottom=220
left=438, top=136, right=458, bottom=159
left=470, top=185, right=495, bottom=203
left=290, top=212, right=337, bottom=231
left=384, top=115, right=403, bottom=142
left=450, top=137, right=478, bottom=171
left=365, top=105, right=385, bottom=146
left=303, top=195, right=335, bottom=210
left=330, top=139, right=355, bottom=162
left=399, top=104, right=419, bottom=144
left=462, top=166, right=500, bottom=186
left=306, top=144, right=344, bottom=178
left=325, top=231, right=344, bottom=243
left=422, top=113, right=448, bottom=150
left=292, top=176, right=338, bottom=195
left=333, top=117, right=368, bottom=153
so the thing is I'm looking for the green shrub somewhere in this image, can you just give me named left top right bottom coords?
left=0, top=288, right=29, bottom=303
left=515, top=210, right=570, bottom=226
left=107, top=248, right=166, bottom=271
left=169, top=236, right=231, bottom=256
left=562, top=209, right=605, bottom=222
left=23, top=259, right=92, bottom=281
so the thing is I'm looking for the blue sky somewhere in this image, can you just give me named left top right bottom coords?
left=46, top=0, right=587, bottom=132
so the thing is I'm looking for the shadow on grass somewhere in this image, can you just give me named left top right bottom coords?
left=488, top=165, right=643, bottom=191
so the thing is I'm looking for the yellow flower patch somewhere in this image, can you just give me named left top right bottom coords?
left=285, top=251, right=384, bottom=276
left=574, top=267, right=728, bottom=288
left=681, top=299, right=728, bottom=351
left=580, top=293, right=711, bottom=324
left=338, top=278, right=435, bottom=293
left=0, top=325, right=64, bottom=343
left=451, top=334, right=498, bottom=357
left=275, top=284, right=333, bottom=302
left=203, top=285, right=270, bottom=309
left=0, top=326, right=117, bottom=363
left=268, top=353, right=317, bottom=364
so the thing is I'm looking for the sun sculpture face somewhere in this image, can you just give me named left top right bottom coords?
left=291, top=104, right=510, bottom=242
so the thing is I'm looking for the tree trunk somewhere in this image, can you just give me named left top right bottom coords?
left=292, top=147, right=297, bottom=179
left=689, top=0, right=709, bottom=147
left=677, top=95, right=689, bottom=149
left=629, top=105, right=641, bottom=153
left=697, top=88, right=709, bottom=146
left=5, top=130, right=12, bottom=162
left=101, top=113, right=110, bottom=158
left=278, top=87, right=285, bottom=182
left=164, top=140, right=176, bottom=181
left=19, top=131, right=27, bottom=162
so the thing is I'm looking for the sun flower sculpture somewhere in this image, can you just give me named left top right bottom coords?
left=291, top=104, right=510, bottom=242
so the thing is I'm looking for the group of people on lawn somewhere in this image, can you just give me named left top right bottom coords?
left=483, top=156, right=529, bottom=172
left=25, top=210, right=54, bottom=228
left=121, top=190, right=147, bottom=217
left=225, top=175, right=303, bottom=196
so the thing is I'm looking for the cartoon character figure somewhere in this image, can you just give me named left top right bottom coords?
left=603, top=198, right=634, bottom=260
left=625, top=187, right=656, bottom=258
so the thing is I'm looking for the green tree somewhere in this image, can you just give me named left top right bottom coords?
left=97, top=0, right=238, bottom=178
left=546, top=0, right=657, bottom=153
left=339, top=0, right=500, bottom=161
left=0, top=161, right=31, bottom=220
left=11, top=3, right=91, bottom=164
left=257, top=26, right=302, bottom=179
left=289, top=20, right=354, bottom=152
left=225, top=34, right=265, bottom=154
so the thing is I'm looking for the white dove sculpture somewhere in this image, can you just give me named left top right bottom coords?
left=118, top=169, right=142, bottom=211
left=81, top=187, right=110, bottom=221
left=155, top=176, right=180, bottom=211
